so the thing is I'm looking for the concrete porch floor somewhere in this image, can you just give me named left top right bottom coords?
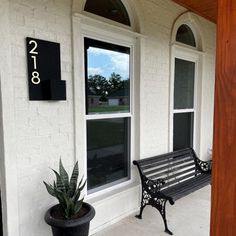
left=93, top=185, right=211, bottom=236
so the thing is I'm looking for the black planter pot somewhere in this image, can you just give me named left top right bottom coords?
left=45, top=202, right=95, bottom=236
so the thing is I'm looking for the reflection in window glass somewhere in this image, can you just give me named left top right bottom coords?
left=87, top=118, right=130, bottom=192
left=174, top=58, right=195, bottom=109
left=85, top=38, right=130, bottom=114
left=173, top=113, right=194, bottom=151
left=176, top=24, right=196, bottom=47
left=84, top=0, right=131, bottom=26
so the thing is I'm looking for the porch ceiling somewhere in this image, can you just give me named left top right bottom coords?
left=172, top=0, right=217, bottom=23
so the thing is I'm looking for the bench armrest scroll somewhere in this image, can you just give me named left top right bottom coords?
left=195, top=157, right=212, bottom=173
left=144, top=176, right=165, bottom=192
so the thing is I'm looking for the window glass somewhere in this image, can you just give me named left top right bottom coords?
left=85, top=38, right=130, bottom=114
left=87, top=118, right=130, bottom=192
left=176, top=24, right=196, bottom=47
left=84, top=0, right=131, bottom=26
left=173, top=113, right=194, bottom=151
left=174, top=58, right=195, bottom=109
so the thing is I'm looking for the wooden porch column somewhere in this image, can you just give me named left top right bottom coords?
left=211, top=0, right=236, bottom=235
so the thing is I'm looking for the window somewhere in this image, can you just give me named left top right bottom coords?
left=174, top=59, right=195, bottom=110
left=173, top=58, right=195, bottom=151
left=85, top=37, right=131, bottom=193
left=84, top=0, right=131, bottom=26
left=87, top=118, right=130, bottom=191
left=85, top=38, right=130, bottom=115
left=176, top=24, right=196, bottom=47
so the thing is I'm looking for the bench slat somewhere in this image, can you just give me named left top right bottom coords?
left=143, top=157, right=194, bottom=176
left=148, top=162, right=196, bottom=180
left=163, top=174, right=210, bottom=197
left=161, top=172, right=197, bottom=188
left=136, top=148, right=193, bottom=166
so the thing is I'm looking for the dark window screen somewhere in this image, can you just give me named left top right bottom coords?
left=87, top=118, right=130, bottom=192
left=174, top=58, right=195, bottom=109
left=173, top=113, right=194, bottom=151
left=84, top=0, right=131, bottom=26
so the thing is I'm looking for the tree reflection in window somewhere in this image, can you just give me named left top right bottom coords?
left=85, top=38, right=130, bottom=114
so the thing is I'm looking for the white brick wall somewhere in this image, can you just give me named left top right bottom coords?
left=9, top=1, right=74, bottom=235
left=0, top=0, right=216, bottom=235
left=139, top=0, right=216, bottom=159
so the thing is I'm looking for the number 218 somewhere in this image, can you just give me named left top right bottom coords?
left=29, top=40, right=40, bottom=85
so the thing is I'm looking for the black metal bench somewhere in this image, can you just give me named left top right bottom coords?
left=133, top=148, right=212, bottom=235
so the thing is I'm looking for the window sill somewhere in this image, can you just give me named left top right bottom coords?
left=85, top=181, right=140, bottom=205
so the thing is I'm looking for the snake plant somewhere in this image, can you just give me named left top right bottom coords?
left=44, top=160, right=86, bottom=219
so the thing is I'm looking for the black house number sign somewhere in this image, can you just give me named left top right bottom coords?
left=26, top=37, right=66, bottom=100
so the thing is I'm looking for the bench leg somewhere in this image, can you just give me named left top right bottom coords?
left=136, top=190, right=149, bottom=219
left=135, top=204, right=145, bottom=219
left=156, top=199, right=173, bottom=235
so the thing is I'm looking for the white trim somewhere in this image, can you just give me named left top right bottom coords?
left=0, top=1, right=19, bottom=236
left=171, top=12, right=205, bottom=52
left=169, top=43, right=203, bottom=154
left=72, top=14, right=139, bottom=199
left=172, top=43, right=206, bottom=55
left=86, top=113, right=132, bottom=120
left=74, top=13, right=145, bottom=39
left=73, top=0, right=141, bottom=32
left=173, top=109, right=194, bottom=114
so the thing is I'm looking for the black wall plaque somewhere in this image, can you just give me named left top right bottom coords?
left=26, top=37, right=66, bottom=100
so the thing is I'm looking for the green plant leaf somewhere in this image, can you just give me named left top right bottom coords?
left=63, top=195, right=74, bottom=219
left=52, top=169, right=66, bottom=192
left=74, top=198, right=84, bottom=215
left=43, top=182, right=56, bottom=197
left=59, top=159, right=69, bottom=191
left=54, top=189, right=67, bottom=209
left=44, top=160, right=86, bottom=219
left=79, top=179, right=87, bottom=192
left=78, top=175, right=84, bottom=188
left=68, top=161, right=79, bottom=197
left=73, top=178, right=86, bottom=202
left=72, top=188, right=80, bottom=203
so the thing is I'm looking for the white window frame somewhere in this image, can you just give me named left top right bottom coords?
left=169, top=44, right=204, bottom=154
left=72, top=14, right=139, bottom=200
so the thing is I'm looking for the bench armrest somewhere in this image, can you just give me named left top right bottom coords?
left=143, top=176, right=165, bottom=192
left=195, top=157, right=212, bottom=173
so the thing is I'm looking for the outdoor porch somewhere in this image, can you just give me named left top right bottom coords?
left=1, top=0, right=236, bottom=235
left=93, top=186, right=211, bottom=236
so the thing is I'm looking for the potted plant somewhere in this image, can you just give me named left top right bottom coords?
left=44, top=160, right=95, bottom=236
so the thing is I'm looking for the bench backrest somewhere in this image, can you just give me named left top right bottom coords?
left=133, top=148, right=201, bottom=190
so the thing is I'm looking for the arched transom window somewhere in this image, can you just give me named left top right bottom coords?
left=176, top=24, right=196, bottom=47
left=84, top=0, right=131, bottom=26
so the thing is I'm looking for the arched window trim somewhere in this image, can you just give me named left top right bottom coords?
left=171, top=12, right=205, bottom=52
left=174, top=23, right=199, bottom=51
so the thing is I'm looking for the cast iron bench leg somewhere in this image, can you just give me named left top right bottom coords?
left=135, top=204, right=145, bottom=219
left=156, top=199, right=173, bottom=235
